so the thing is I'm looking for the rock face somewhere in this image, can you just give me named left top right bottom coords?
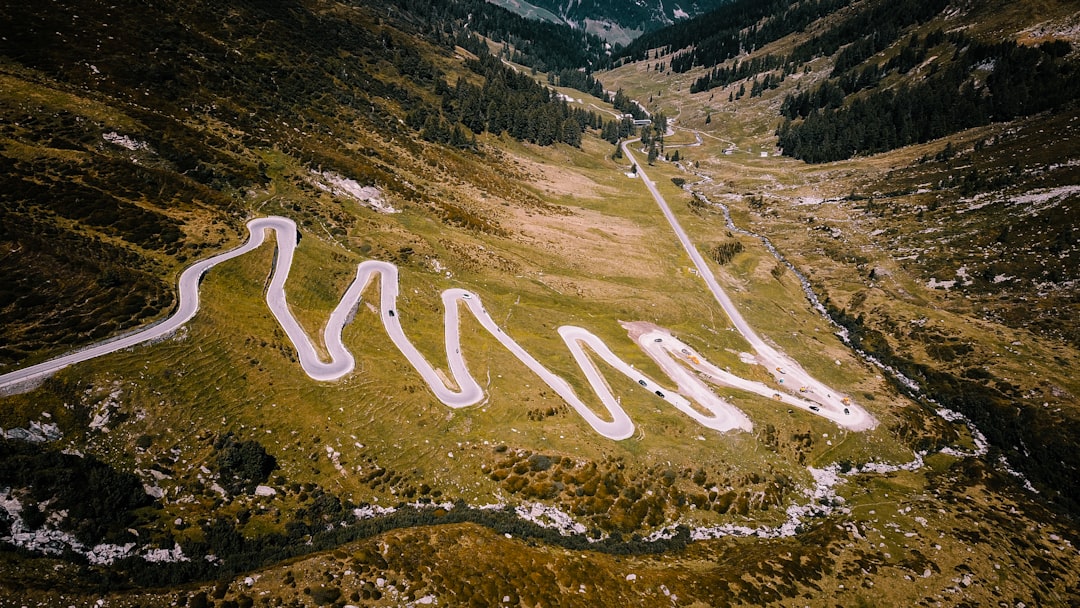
left=1, top=420, right=62, bottom=443
left=870, top=267, right=891, bottom=280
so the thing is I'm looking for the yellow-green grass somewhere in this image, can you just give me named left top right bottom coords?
left=0, top=117, right=933, bottom=537
left=0, top=69, right=144, bottom=133
left=46, top=231, right=807, bottom=515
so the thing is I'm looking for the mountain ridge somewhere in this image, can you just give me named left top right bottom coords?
left=487, top=0, right=736, bottom=44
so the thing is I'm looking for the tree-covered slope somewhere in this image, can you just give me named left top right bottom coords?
left=497, top=0, right=735, bottom=37
left=616, top=0, right=849, bottom=66
left=776, top=30, right=1079, bottom=162
left=617, top=0, right=1080, bottom=162
left=386, top=0, right=613, bottom=70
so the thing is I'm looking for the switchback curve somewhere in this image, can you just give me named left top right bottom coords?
left=0, top=216, right=871, bottom=437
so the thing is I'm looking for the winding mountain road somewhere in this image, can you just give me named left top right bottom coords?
left=0, top=146, right=875, bottom=436
left=0, top=218, right=762, bottom=438
left=622, top=138, right=875, bottom=431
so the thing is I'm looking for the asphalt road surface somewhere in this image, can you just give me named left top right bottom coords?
left=1, top=185, right=875, bottom=434
left=622, top=139, right=876, bottom=431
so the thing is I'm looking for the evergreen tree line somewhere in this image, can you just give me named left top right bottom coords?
left=608, top=88, right=649, bottom=120
left=879, top=29, right=943, bottom=75
left=829, top=26, right=941, bottom=78
left=777, top=36, right=1079, bottom=162
left=384, top=0, right=612, bottom=72
left=620, top=0, right=849, bottom=73
left=637, top=112, right=669, bottom=165
left=406, top=39, right=609, bottom=148
left=617, top=0, right=790, bottom=65
left=599, top=118, right=639, bottom=144
left=788, top=0, right=948, bottom=66
left=548, top=68, right=605, bottom=99
left=780, top=80, right=845, bottom=120
left=689, top=53, right=789, bottom=93
left=625, top=0, right=945, bottom=90
left=747, top=72, right=784, bottom=97
left=781, top=30, right=949, bottom=121
left=526, top=0, right=674, bottom=36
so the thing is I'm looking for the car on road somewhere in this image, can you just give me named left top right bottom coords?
left=655, top=390, right=665, bottom=398
left=844, top=408, right=850, bottom=415
left=809, top=405, right=820, bottom=412
left=638, top=380, right=647, bottom=386
left=388, top=310, right=395, bottom=317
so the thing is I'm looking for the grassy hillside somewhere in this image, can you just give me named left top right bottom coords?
left=601, top=0, right=1080, bottom=584
left=1, top=0, right=1079, bottom=606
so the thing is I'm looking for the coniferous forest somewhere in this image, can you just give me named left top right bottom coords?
left=385, top=0, right=612, bottom=72
left=407, top=36, right=609, bottom=149
left=777, top=34, right=1079, bottom=162
left=618, top=0, right=851, bottom=71
left=621, top=0, right=1079, bottom=163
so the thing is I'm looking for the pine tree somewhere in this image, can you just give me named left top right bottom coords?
left=560, top=118, right=582, bottom=147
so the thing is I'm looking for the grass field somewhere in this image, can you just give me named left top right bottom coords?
left=1, top=108, right=928, bottom=543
